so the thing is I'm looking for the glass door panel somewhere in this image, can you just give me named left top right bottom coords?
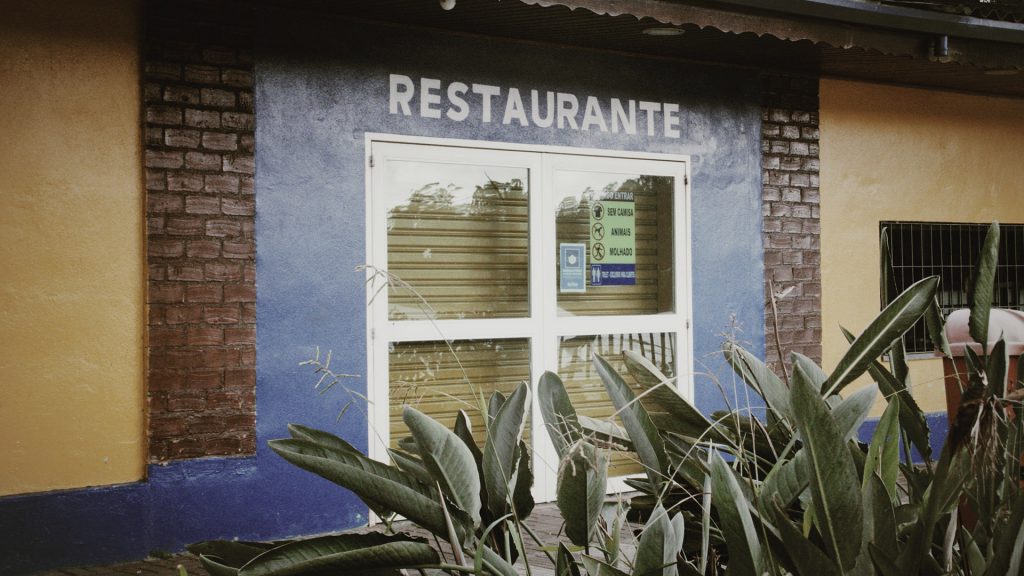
left=554, top=171, right=674, bottom=317
left=384, top=160, right=530, bottom=320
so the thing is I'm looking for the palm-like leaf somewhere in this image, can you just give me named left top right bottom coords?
left=557, top=441, right=608, bottom=547
left=970, top=222, right=1000, bottom=351
left=404, top=406, right=482, bottom=527
left=823, top=276, right=939, bottom=396
left=238, top=533, right=438, bottom=576
left=483, top=381, right=530, bottom=518
left=791, top=364, right=863, bottom=571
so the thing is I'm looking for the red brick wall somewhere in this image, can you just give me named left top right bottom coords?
left=144, top=0, right=256, bottom=461
left=761, top=74, right=822, bottom=374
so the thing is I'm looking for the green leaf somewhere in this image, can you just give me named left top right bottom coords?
left=895, top=448, right=970, bottom=573
left=791, top=352, right=828, bottom=392
left=198, top=555, right=242, bottom=576
left=983, top=492, right=1024, bottom=576
left=594, top=353, right=669, bottom=489
left=387, top=449, right=433, bottom=485
left=239, top=534, right=438, bottom=576
left=863, top=399, right=900, bottom=498
left=538, top=371, right=583, bottom=459
left=557, top=441, right=608, bottom=547
left=863, top=472, right=898, bottom=562
left=556, top=543, right=581, bottom=576
left=188, top=541, right=276, bottom=570
left=831, top=384, right=878, bottom=442
left=770, top=498, right=840, bottom=576
left=578, top=415, right=633, bottom=451
left=483, top=381, right=530, bottom=518
left=512, top=440, right=534, bottom=519
left=791, top=363, right=863, bottom=571
left=580, top=555, right=631, bottom=576
left=724, top=342, right=791, bottom=425
left=924, top=296, right=952, bottom=357
left=624, top=350, right=732, bottom=445
left=403, top=407, right=482, bottom=527
left=268, top=438, right=448, bottom=536
left=970, top=222, right=1000, bottom=350
left=986, top=338, right=1008, bottom=398
left=634, top=505, right=683, bottom=576
left=760, top=450, right=808, bottom=512
left=709, top=452, right=762, bottom=576
left=824, top=276, right=939, bottom=396
left=841, top=327, right=932, bottom=459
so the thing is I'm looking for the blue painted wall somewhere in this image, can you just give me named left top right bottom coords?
left=0, top=12, right=764, bottom=574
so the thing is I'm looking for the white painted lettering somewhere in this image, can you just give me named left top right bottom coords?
left=638, top=101, right=661, bottom=136
left=446, top=82, right=470, bottom=121
left=472, top=84, right=501, bottom=123
left=503, top=88, right=529, bottom=127
left=531, top=90, right=554, bottom=128
left=420, top=77, right=442, bottom=119
left=556, top=92, right=579, bottom=130
left=389, top=74, right=414, bottom=116
left=581, top=96, right=608, bottom=132
left=663, top=103, right=680, bottom=138
left=610, top=98, right=636, bottom=135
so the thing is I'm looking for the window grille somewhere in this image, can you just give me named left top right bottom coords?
left=881, top=221, right=1024, bottom=354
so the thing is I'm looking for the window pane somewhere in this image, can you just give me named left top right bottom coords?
left=555, top=171, right=674, bottom=316
left=557, top=332, right=676, bottom=476
left=386, top=161, right=529, bottom=320
left=389, top=338, right=531, bottom=450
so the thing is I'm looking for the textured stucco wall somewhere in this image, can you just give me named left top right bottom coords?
left=820, top=78, right=1024, bottom=417
left=0, top=0, right=144, bottom=496
left=255, top=14, right=766, bottom=509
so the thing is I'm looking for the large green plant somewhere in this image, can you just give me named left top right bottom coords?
left=192, top=223, right=1023, bottom=575
left=590, top=222, right=1024, bottom=575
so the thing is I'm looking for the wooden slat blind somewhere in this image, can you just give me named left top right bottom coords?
left=388, top=176, right=530, bottom=321
left=389, top=339, right=531, bottom=449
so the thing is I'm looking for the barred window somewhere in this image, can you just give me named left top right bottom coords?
left=881, top=221, right=1024, bottom=353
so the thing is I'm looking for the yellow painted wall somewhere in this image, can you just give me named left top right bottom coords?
left=0, top=0, right=144, bottom=495
left=820, top=79, right=1024, bottom=414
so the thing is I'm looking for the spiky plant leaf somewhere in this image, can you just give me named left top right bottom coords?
left=709, top=452, right=762, bottom=576
left=538, top=371, right=583, bottom=459
left=238, top=533, right=437, bottom=576
left=387, top=448, right=433, bottom=485
left=791, top=352, right=828, bottom=392
left=268, top=438, right=448, bottom=536
left=986, top=338, right=1008, bottom=398
left=760, top=450, right=808, bottom=512
left=984, top=493, right=1024, bottom=576
left=557, top=441, right=608, bottom=547
left=842, top=327, right=931, bottom=459
left=863, top=398, right=900, bottom=499
left=863, top=471, right=898, bottom=563
left=832, top=385, right=878, bottom=442
left=512, top=440, right=534, bottom=519
left=594, top=353, right=669, bottom=490
left=970, top=222, right=1000, bottom=351
left=925, top=296, right=953, bottom=357
left=724, top=341, right=791, bottom=425
left=556, top=543, right=582, bottom=576
left=580, top=555, right=631, bottom=576
left=824, top=276, right=939, bottom=396
left=624, top=350, right=731, bottom=445
left=404, top=407, right=482, bottom=527
left=770, top=498, right=841, bottom=576
left=791, top=364, right=863, bottom=571
left=635, top=505, right=684, bottom=576
left=483, top=381, right=530, bottom=518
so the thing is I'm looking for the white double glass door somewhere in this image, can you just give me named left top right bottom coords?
left=365, top=136, right=691, bottom=502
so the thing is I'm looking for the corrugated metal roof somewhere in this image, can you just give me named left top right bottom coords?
left=274, top=0, right=1024, bottom=98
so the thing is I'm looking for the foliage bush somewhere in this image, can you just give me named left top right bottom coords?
left=191, top=223, right=1023, bottom=575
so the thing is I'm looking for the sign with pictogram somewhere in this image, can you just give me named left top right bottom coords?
left=588, top=190, right=636, bottom=286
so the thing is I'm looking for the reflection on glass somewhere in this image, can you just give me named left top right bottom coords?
left=555, top=172, right=674, bottom=316
left=386, top=161, right=529, bottom=320
left=558, top=332, right=676, bottom=476
left=388, top=338, right=531, bottom=450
